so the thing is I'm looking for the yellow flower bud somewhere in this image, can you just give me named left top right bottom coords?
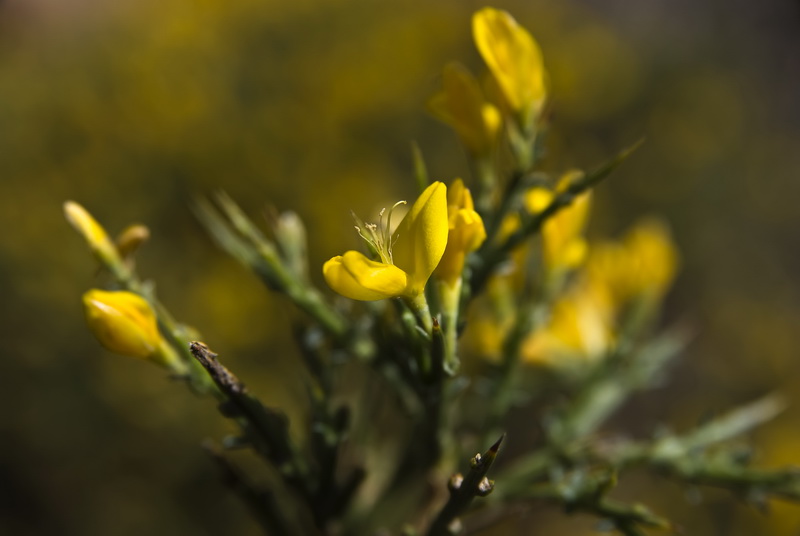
left=115, top=224, right=150, bottom=262
left=64, top=201, right=120, bottom=265
left=82, top=289, right=166, bottom=363
left=435, top=179, right=487, bottom=286
left=522, top=187, right=554, bottom=214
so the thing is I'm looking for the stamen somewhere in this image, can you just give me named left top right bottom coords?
left=354, top=226, right=374, bottom=249
left=350, top=199, right=407, bottom=265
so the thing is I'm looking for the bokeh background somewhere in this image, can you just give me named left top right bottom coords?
left=2, top=0, right=800, bottom=534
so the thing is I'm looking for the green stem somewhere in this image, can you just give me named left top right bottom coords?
left=438, top=279, right=462, bottom=374
left=252, top=240, right=349, bottom=339
left=405, top=292, right=433, bottom=335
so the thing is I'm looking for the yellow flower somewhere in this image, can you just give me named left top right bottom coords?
left=587, top=218, right=679, bottom=307
left=587, top=219, right=678, bottom=309
left=83, top=289, right=166, bottom=362
left=522, top=285, right=612, bottom=365
left=435, top=179, right=487, bottom=286
left=624, top=219, right=679, bottom=298
left=428, top=62, right=502, bottom=156
left=473, top=7, right=547, bottom=126
left=323, top=181, right=449, bottom=301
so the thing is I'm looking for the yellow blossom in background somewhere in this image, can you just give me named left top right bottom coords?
left=587, top=218, right=679, bottom=309
left=473, top=7, right=547, bottom=127
left=624, top=219, right=679, bottom=298
left=83, top=289, right=168, bottom=364
left=428, top=62, right=502, bottom=156
left=522, top=284, right=612, bottom=365
left=435, top=179, right=486, bottom=286
left=323, top=181, right=448, bottom=301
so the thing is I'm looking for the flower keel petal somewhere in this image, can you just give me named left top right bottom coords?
left=323, top=251, right=408, bottom=301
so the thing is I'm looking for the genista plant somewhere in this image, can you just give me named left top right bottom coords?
left=66, top=7, right=800, bottom=535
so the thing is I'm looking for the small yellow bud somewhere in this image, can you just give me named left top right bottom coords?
left=64, top=201, right=122, bottom=267
left=435, top=179, right=487, bottom=286
left=115, top=224, right=150, bottom=262
left=82, top=289, right=166, bottom=363
left=522, top=187, right=554, bottom=214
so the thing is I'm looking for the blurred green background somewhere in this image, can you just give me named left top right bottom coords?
left=2, top=0, right=800, bottom=534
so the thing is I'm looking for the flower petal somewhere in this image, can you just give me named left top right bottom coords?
left=323, top=251, right=408, bottom=301
left=391, top=181, right=449, bottom=295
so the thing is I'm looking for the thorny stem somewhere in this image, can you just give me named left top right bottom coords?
left=189, top=342, right=311, bottom=500
left=427, top=435, right=504, bottom=536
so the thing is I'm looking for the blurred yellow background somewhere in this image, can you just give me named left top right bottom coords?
left=2, top=0, right=800, bottom=534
